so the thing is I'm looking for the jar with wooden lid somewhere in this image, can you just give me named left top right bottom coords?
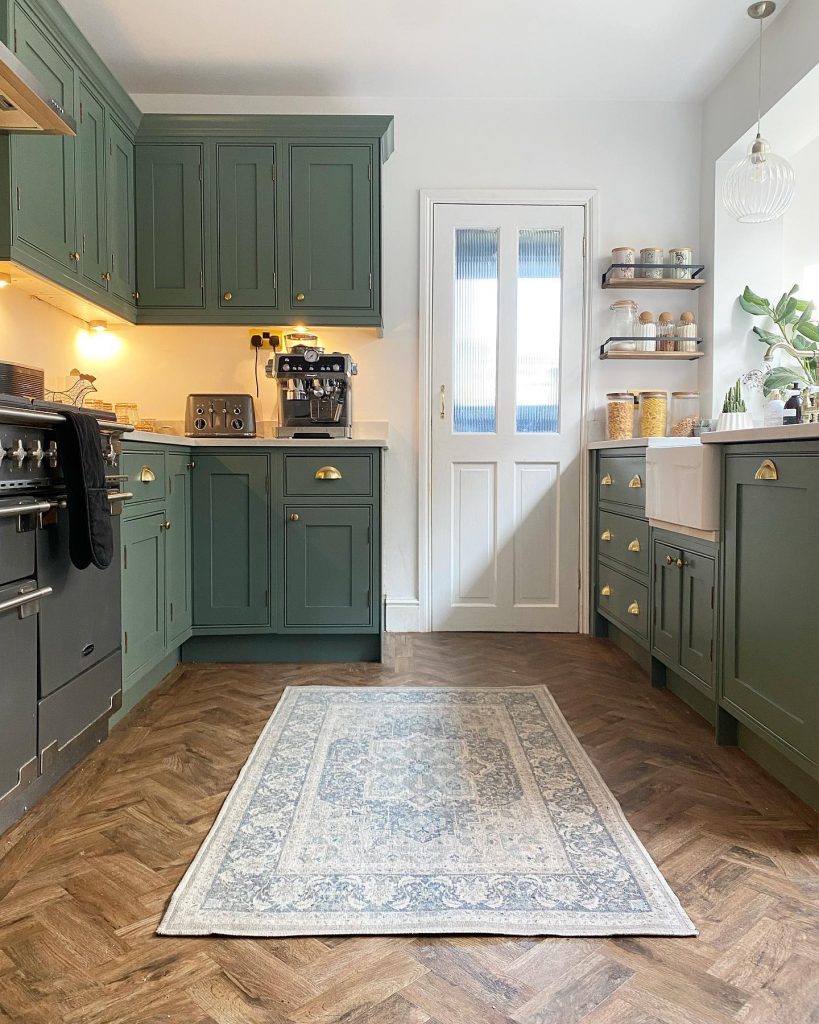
left=639, top=391, right=667, bottom=437
left=606, top=392, right=635, bottom=440
left=640, top=247, right=664, bottom=279
left=634, top=311, right=657, bottom=352
left=657, top=312, right=675, bottom=351
left=671, top=392, right=699, bottom=436
left=676, top=311, right=698, bottom=353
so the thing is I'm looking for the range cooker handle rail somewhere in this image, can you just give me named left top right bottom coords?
left=0, top=585, right=53, bottom=618
left=0, top=500, right=52, bottom=520
left=0, top=405, right=135, bottom=433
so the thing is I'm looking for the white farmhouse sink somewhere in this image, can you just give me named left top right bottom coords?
left=645, top=439, right=720, bottom=532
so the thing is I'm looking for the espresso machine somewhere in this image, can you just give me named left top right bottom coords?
left=266, top=345, right=357, bottom=439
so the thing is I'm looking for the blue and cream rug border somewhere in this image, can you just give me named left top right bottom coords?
left=158, top=685, right=696, bottom=937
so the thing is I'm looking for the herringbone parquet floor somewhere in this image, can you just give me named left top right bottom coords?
left=1, top=633, right=817, bottom=1024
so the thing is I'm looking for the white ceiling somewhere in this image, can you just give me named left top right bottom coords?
left=60, top=0, right=789, bottom=102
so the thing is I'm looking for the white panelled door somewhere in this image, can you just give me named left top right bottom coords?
left=430, top=203, right=584, bottom=631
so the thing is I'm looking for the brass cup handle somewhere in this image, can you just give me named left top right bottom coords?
left=600, top=584, right=612, bottom=597
left=314, top=466, right=342, bottom=481
left=627, top=539, right=641, bottom=552
left=601, top=473, right=613, bottom=486
left=289, top=512, right=300, bottom=522
left=600, top=530, right=612, bottom=542
left=295, top=292, right=305, bottom=302
left=628, top=474, right=643, bottom=489
left=754, top=458, right=778, bottom=481
left=223, top=291, right=233, bottom=301
left=138, top=466, right=156, bottom=483
left=627, top=601, right=640, bottom=616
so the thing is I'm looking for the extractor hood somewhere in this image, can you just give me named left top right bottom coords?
left=0, top=39, right=75, bottom=135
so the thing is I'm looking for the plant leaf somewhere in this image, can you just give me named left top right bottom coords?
left=796, top=321, right=819, bottom=344
left=752, top=326, right=780, bottom=344
left=743, top=285, right=769, bottom=306
left=764, top=367, right=804, bottom=392
left=795, top=299, right=813, bottom=312
left=739, top=294, right=770, bottom=316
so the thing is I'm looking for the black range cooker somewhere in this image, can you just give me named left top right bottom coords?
left=0, top=395, right=133, bottom=832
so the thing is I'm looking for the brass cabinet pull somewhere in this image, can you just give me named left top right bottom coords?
left=627, top=539, right=641, bottom=552
left=754, top=458, right=778, bottom=481
left=601, top=473, right=613, bottom=486
left=314, top=465, right=342, bottom=480
left=665, top=555, right=675, bottom=565
left=160, top=520, right=171, bottom=531
left=101, top=271, right=111, bottom=281
left=295, top=292, right=305, bottom=302
left=628, top=474, right=643, bottom=489
left=223, top=291, right=233, bottom=301
left=600, top=530, right=612, bottom=542
left=600, top=584, right=612, bottom=597
left=676, top=557, right=689, bottom=569
left=627, top=601, right=640, bottom=616
left=289, top=512, right=300, bottom=522
left=138, top=466, right=156, bottom=483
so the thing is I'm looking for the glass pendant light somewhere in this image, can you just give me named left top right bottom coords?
left=722, top=2, right=795, bottom=223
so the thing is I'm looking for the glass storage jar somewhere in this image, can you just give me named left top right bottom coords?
left=115, top=402, right=139, bottom=424
left=676, top=311, right=698, bottom=353
left=657, top=312, right=675, bottom=351
left=671, top=391, right=700, bottom=436
left=606, top=392, right=635, bottom=440
left=609, top=299, right=638, bottom=350
left=639, top=390, right=667, bottom=437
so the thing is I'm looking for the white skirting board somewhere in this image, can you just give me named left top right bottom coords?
left=384, top=597, right=421, bottom=632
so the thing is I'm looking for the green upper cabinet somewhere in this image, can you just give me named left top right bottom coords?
left=77, top=80, right=107, bottom=290
left=135, top=143, right=204, bottom=308
left=216, top=144, right=277, bottom=309
left=10, top=4, right=76, bottom=271
left=106, top=118, right=135, bottom=302
left=288, top=144, right=375, bottom=314
left=166, top=452, right=193, bottom=644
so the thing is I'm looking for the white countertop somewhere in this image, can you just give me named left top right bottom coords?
left=701, top=422, right=819, bottom=444
left=126, top=430, right=388, bottom=449
left=587, top=437, right=702, bottom=451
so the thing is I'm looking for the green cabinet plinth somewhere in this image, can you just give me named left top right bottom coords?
left=122, top=512, right=166, bottom=679
left=166, top=452, right=193, bottom=644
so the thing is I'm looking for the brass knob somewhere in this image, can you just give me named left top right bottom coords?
left=676, top=558, right=688, bottom=569
left=138, top=466, right=156, bottom=483
left=101, top=271, right=111, bottom=281
left=314, top=465, right=342, bottom=481
left=665, top=555, right=675, bottom=565
left=223, top=291, right=232, bottom=301
left=600, top=530, right=612, bottom=542
left=132, top=291, right=140, bottom=301
left=289, top=512, right=300, bottom=522
left=628, top=474, right=643, bottom=489
left=754, top=458, right=778, bottom=481
left=627, top=539, right=641, bottom=552
left=69, top=251, right=80, bottom=262
left=600, top=584, right=612, bottom=597
left=600, top=473, right=613, bottom=486
left=295, top=292, right=305, bottom=302
left=627, top=601, right=640, bottom=616
left=161, top=520, right=171, bottom=531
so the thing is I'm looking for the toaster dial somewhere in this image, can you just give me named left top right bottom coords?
left=231, top=417, right=244, bottom=431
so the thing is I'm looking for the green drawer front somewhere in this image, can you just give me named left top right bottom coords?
left=284, top=454, right=373, bottom=497
left=597, top=509, right=649, bottom=576
left=598, top=455, right=646, bottom=511
left=596, top=561, right=649, bottom=640
left=122, top=450, right=166, bottom=504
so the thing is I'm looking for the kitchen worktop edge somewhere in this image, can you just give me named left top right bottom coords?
left=125, top=431, right=389, bottom=448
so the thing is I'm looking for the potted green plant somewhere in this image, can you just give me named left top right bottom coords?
left=739, top=284, right=819, bottom=394
left=717, top=379, right=752, bottom=432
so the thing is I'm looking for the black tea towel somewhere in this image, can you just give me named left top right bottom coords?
left=56, top=409, right=113, bottom=570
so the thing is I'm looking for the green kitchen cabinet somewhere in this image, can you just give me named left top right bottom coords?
left=106, top=118, right=136, bottom=302
left=122, top=512, right=166, bottom=679
left=10, top=3, right=76, bottom=271
left=721, top=449, right=817, bottom=776
left=165, top=452, right=192, bottom=645
left=288, top=144, right=375, bottom=314
left=283, top=505, right=373, bottom=629
left=77, top=80, right=107, bottom=290
left=216, top=144, right=277, bottom=308
left=191, top=453, right=270, bottom=628
left=652, top=541, right=682, bottom=664
left=135, top=143, right=204, bottom=308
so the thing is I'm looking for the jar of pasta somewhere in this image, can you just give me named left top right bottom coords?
left=639, top=391, right=667, bottom=437
left=671, top=392, right=700, bottom=436
left=606, top=392, right=635, bottom=440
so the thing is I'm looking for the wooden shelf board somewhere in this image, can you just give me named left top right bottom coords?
left=603, top=277, right=706, bottom=290
left=600, top=351, right=704, bottom=361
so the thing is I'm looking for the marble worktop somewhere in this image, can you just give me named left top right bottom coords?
left=125, top=431, right=388, bottom=448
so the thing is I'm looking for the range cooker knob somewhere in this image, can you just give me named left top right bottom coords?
left=7, top=439, right=27, bottom=468
left=26, top=440, right=45, bottom=467
left=46, top=441, right=58, bottom=468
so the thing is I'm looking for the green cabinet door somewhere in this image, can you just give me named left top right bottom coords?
left=289, top=145, right=373, bottom=311
left=135, top=144, right=204, bottom=307
left=11, top=5, right=76, bottom=270
left=166, top=452, right=192, bottom=644
left=192, top=454, right=269, bottom=627
left=652, top=541, right=681, bottom=663
left=122, top=512, right=165, bottom=680
left=77, top=81, right=107, bottom=291
left=679, top=551, right=715, bottom=688
left=217, top=144, right=277, bottom=308
left=284, top=505, right=372, bottom=628
left=723, top=453, right=817, bottom=770
left=107, top=119, right=136, bottom=303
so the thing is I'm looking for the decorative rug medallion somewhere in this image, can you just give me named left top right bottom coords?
left=159, top=686, right=696, bottom=937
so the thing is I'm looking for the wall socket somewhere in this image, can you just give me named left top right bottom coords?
left=249, top=331, right=281, bottom=350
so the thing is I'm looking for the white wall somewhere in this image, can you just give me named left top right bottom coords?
left=0, top=94, right=702, bottom=629
left=783, top=136, right=819, bottom=304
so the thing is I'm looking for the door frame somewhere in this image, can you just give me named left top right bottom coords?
left=418, top=188, right=598, bottom=634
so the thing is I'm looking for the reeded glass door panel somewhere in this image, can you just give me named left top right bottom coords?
left=516, top=228, right=562, bottom=433
left=453, top=228, right=499, bottom=433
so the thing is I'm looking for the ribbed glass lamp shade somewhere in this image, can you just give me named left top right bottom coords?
left=722, top=135, right=796, bottom=223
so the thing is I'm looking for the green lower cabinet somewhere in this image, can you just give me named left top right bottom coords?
left=283, top=505, right=373, bottom=629
left=652, top=542, right=682, bottom=663
left=165, top=452, right=193, bottom=644
left=122, top=512, right=166, bottom=679
left=722, top=451, right=817, bottom=775
left=192, top=454, right=270, bottom=627
left=680, top=551, right=715, bottom=686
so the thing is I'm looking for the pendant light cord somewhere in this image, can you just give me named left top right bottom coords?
left=756, top=15, right=763, bottom=137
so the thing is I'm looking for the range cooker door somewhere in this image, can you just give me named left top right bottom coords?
left=36, top=511, right=121, bottom=698
left=0, top=499, right=38, bottom=586
left=0, top=580, right=39, bottom=801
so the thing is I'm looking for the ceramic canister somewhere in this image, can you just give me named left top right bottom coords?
left=669, top=246, right=694, bottom=279
left=611, top=246, right=636, bottom=280
left=640, top=247, right=664, bottom=279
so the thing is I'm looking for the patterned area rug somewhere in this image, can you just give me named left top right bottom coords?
left=159, top=686, right=696, bottom=937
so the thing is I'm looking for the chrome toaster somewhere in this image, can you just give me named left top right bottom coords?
left=185, top=394, right=257, bottom=438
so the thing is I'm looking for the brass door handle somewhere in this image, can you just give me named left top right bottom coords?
left=754, top=458, right=778, bottom=481
left=628, top=474, right=643, bottom=489
left=223, top=291, right=233, bottom=301
left=440, top=384, right=446, bottom=420
left=600, top=530, right=612, bottom=542
left=314, top=466, right=342, bottom=480
left=628, top=539, right=641, bottom=552
left=295, top=292, right=305, bottom=302
left=627, top=601, right=640, bottom=616
left=289, top=512, right=300, bottom=522
left=600, top=584, right=612, bottom=597
left=138, top=466, right=156, bottom=483
left=601, top=473, right=613, bottom=486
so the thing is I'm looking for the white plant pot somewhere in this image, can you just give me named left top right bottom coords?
left=716, top=411, right=753, bottom=432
